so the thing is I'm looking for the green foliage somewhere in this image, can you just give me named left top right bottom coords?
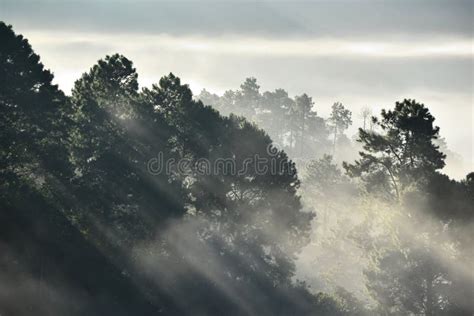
left=143, top=74, right=314, bottom=288
left=1, top=23, right=333, bottom=316
left=0, top=22, right=70, bottom=184
left=305, top=154, right=348, bottom=196
left=69, top=55, right=186, bottom=246
left=197, top=78, right=332, bottom=159
left=366, top=247, right=452, bottom=315
left=328, top=102, right=352, bottom=132
left=0, top=22, right=158, bottom=315
left=2, top=22, right=472, bottom=316
left=328, top=102, right=352, bottom=155
left=344, top=99, right=446, bottom=200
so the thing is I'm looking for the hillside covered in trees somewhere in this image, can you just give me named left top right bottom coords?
left=1, top=22, right=473, bottom=315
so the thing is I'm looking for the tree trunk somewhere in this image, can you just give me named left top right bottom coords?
left=300, top=113, right=305, bottom=157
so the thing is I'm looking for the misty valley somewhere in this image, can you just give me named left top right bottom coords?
left=1, top=16, right=473, bottom=316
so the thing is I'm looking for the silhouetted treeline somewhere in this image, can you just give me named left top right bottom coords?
left=300, top=103, right=474, bottom=315
left=1, top=22, right=473, bottom=316
left=0, top=22, right=341, bottom=315
left=198, top=79, right=355, bottom=161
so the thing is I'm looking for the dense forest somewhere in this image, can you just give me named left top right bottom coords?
left=1, top=22, right=473, bottom=315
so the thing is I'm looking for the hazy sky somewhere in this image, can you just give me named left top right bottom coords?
left=1, top=0, right=473, bottom=176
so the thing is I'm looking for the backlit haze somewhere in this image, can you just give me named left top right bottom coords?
left=2, top=0, right=472, bottom=178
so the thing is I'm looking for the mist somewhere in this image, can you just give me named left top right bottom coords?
left=1, top=1, right=473, bottom=315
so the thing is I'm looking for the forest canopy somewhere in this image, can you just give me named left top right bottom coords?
left=1, top=22, right=473, bottom=316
